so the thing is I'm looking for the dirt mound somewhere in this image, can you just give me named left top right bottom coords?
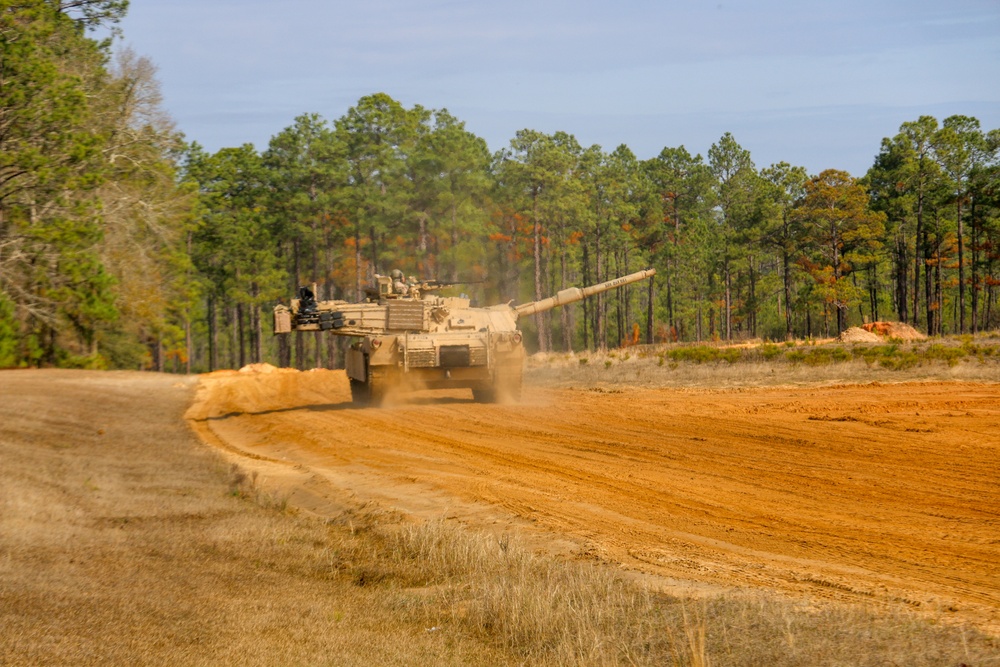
left=839, top=327, right=881, bottom=343
left=238, top=362, right=297, bottom=374
left=862, top=321, right=927, bottom=340
left=239, top=362, right=278, bottom=373
left=202, top=369, right=241, bottom=378
left=839, top=322, right=928, bottom=343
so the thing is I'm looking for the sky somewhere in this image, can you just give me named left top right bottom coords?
left=113, top=0, right=1000, bottom=176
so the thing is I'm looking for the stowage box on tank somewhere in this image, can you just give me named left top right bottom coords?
left=273, top=268, right=656, bottom=406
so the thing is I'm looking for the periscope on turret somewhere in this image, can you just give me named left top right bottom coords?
left=273, top=269, right=655, bottom=406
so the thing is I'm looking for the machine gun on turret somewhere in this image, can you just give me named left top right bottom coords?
left=361, top=271, right=482, bottom=302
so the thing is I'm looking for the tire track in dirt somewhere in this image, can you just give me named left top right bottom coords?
left=186, top=369, right=1000, bottom=632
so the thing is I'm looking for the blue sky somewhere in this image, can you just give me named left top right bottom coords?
left=116, top=0, right=1000, bottom=176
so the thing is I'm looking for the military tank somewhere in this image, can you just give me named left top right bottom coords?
left=273, top=268, right=656, bottom=406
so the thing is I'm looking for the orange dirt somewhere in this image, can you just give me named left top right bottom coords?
left=862, top=321, right=927, bottom=340
left=186, top=370, right=1000, bottom=633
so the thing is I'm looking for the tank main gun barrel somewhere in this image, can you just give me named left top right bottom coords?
left=513, top=268, right=656, bottom=319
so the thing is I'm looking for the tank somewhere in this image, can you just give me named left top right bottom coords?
left=273, top=268, right=656, bottom=406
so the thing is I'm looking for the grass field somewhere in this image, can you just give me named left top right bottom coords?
left=528, top=332, right=1000, bottom=389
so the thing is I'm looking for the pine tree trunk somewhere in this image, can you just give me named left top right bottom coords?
left=924, top=227, right=934, bottom=335
left=369, top=225, right=379, bottom=277
left=250, top=283, right=261, bottom=364
left=935, top=233, right=943, bottom=335
left=724, top=261, right=732, bottom=341
left=354, top=222, right=363, bottom=301
left=560, top=243, right=571, bottom=352
left=602, top=250, right=609, bottom=348
left=325, top=243, right=337, bottom=369
left=697, top=296, right=703, bottom=342
left=207, top=294, right=217, bottom=372
left=185, top=318, right=192, bottom=375
left=615, top=250, right=624, bottom=346
left=913, top=191, right=924, bottom=328
left=833, top=229, right=845, bottom=335
left=582, top=243, right=590, bottom=350
left=854, top=272, right=864, bottom=322
left=957, top=198, right=966, bottom=333
left=236, top=304, right=245, bottom=369
left=532, top=193, right=548, bottom=353
left=708, top=299, right=715, bottom=340
left=450, top=206, right=459, bottom=283
left=228, top=307, right=237, bottom=370
left=895, top=231, right=907, bottom=323
left=623, top=244, right=631, bottom=343
left=666, top=255, right=675, bottom=335
left=185, top=232, right=193, bottom=374
left=646, top=274, right=654, bottom=344
left=748, top=255, right=757, bottom=338
left=295, top=237, right=305, bottom=369
left=278, top=332, right=290, bottom=369
left=596, top=227, right=606, bottom=349
left=986, top=283, right=994, bottom=330
left=254, top=304, right=263, bottom=364
left=418, top=214, right=428, bottom=277
left=870, top=263, right=880, bottom=323
left=543, top=231, right=553, bottom=352
left=970, top=197, right=979, bottom=334
left=783, top=247, right=793, bottom=339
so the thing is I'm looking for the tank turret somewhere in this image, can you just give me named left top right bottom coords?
left=274, top=269, right=656, bottom=406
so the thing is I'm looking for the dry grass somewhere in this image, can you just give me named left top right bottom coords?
left=299, top=513, right=1000, bottom=666
left=528, top=332, right=1000, bottom=389
left=0, top=370, right=503, bottom=666
left=2, top=369, right=998, bottom=666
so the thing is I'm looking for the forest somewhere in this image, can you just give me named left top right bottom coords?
left=2, top=1, right=999, bottom=372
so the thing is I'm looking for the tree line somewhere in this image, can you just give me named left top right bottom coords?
left=2, top=2, right=999, bottom=372
left=1, top=0, right=194, bottom=370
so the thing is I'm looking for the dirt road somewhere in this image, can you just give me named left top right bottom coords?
left=186, top=368, right=1000, bottom=633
